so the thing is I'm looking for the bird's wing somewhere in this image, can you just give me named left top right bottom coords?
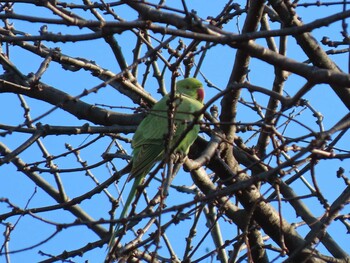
left=132, top=95, right=170, bottom=150
left=129, top=143, right=164, bottom=179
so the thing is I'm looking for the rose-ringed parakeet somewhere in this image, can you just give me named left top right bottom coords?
left=107, top=78, right=204, bottom=256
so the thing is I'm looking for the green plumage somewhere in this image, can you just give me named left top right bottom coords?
left=107, top=78, right=204, bottom=255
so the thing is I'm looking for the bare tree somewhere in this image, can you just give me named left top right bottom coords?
left=1, top=0, right=350, bottom=262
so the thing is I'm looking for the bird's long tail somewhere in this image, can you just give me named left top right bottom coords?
left=106, top=175, right=144, bottom=258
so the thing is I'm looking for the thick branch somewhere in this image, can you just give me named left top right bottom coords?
left=220, top=0, right=265, bottom=139
left=0, top=74, right=143, bottom=126
left=269, top=0, right=350, bottom=110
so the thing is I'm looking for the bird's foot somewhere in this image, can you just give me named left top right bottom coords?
left=171, top=152, right=187, bottom=164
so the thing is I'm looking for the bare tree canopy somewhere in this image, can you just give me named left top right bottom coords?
left=1, top=1, right=350, bottom=262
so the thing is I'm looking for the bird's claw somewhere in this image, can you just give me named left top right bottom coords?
left=171, top=152, right=187, bottom=164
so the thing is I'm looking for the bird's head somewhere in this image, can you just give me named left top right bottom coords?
left=176, top=78, right=205, bottom=103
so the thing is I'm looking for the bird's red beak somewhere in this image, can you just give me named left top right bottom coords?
left=197, top=88, right=204, bottom=102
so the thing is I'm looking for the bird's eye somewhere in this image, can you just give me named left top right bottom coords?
left=186, top=86, right=189, bottom=89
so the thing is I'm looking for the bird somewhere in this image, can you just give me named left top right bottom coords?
left=106, top=78, right=204, bottom=259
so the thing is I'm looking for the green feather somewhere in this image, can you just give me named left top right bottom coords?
left=107, top=78, right=204, bottom=255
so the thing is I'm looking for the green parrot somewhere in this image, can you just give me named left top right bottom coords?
left=107, top=78, right=204, bottom=255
